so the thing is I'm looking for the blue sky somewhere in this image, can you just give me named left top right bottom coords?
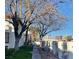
left=5, top=0, right=73, bottom=36
left=48, top=0, right=73, bottom=36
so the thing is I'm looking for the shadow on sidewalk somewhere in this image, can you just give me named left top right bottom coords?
left=38, top=47, right=59, bottom=59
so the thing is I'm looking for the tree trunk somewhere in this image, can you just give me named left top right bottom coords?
left=14, top=36, right=21, bottom=50
left=24, top=29, right=28, bottom=46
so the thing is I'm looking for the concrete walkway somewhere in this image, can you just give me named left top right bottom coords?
left=32, top=46, right=58, bottom=59
left=32, top=46, right=41, bottom=59
left=38, top=48, right=58, bottom=59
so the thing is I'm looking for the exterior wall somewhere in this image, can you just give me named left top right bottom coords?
left=67, top=41, right=73, bottom=59
left=58, top=41, right=73, bottom=59
left=5, top=31, right=25, bottom=49
left=39, top=35, right=73, bottom=59
left=5, top=20, right=15, bottom=49
left=58, top=41, right=63, bottom=50
left=67, top=41, right=73, bottom=52
left=58, top=41, right=63, bottom=59
left=8, top=32, right=15, bottom=48
left=5, top=31, right=15, bottom=49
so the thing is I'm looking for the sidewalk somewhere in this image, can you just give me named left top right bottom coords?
left=38, top=48, right=58, bottom=59
left=32, top=46, right=41, bottom=59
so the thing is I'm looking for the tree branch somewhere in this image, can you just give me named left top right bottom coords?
left=5, top=20, right=13, bottom=25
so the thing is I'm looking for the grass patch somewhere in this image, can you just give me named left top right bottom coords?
left=5, top=46, right=33, bottom=59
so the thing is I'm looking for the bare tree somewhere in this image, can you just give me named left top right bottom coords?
left=5, top=0, right=29, bottom=50
left=5, top=0, right=67, bottom=50
left=31, top=13, right=66, bottom=40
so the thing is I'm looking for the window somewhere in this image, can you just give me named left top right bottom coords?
left=5, top=32, right=9, bottom=43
